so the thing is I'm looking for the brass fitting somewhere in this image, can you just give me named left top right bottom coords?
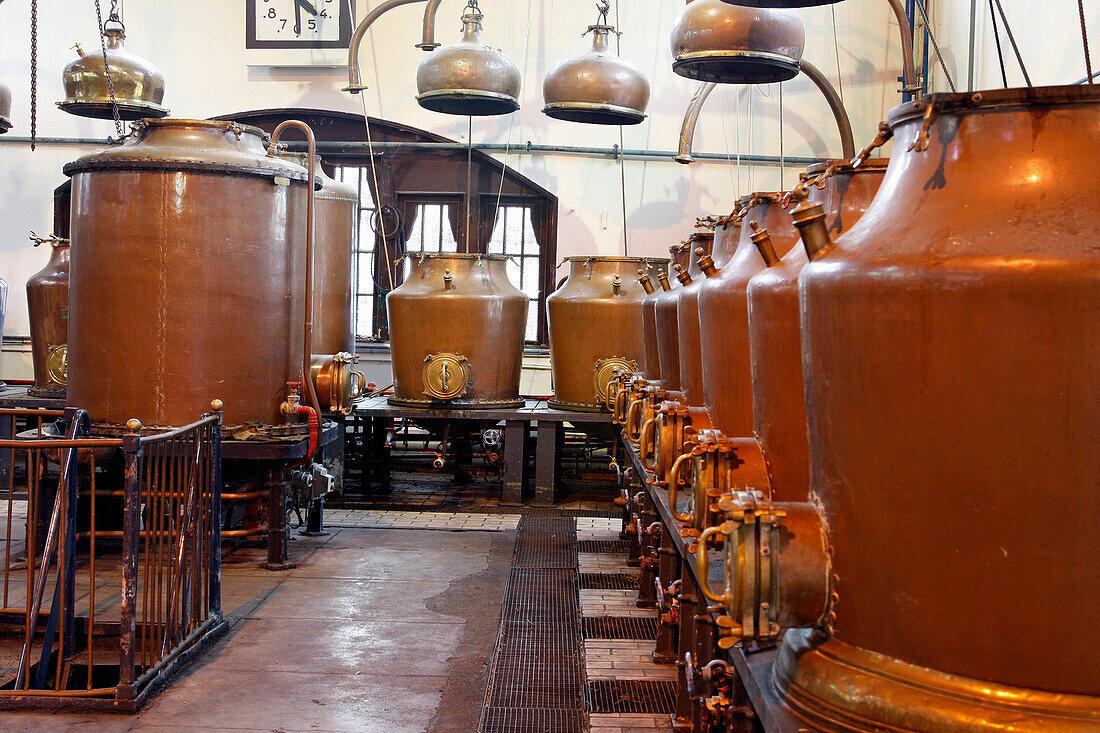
left=695, top=247, right=718, bottom=277
left=791, top=200, right=834, bottom=262
left=638, top=270, right=655, bottom=294
left=656, top=271, right=672, bottom=292
left=674, top=263, right=692, bottom=285
left=697, top=491, right=831, bottom=648
left=750, top=221, right=781, bottom=267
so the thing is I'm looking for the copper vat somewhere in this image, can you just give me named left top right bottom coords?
left=745, top=160, right=886, bottom=500
left=279, top=153, right=357, bottom=355
left=773, top=86, right=1100, bottom=730
left=26, top=235, right=71, bottom=398
left=644, top=245, right=691, bottom=385
left=387, top=254, right=527, bottom=409
left=547, top=257, right=667, bottom=412
left=65, top=119, right=309, bottom=430
left=698, top=193, right=799, bottom=438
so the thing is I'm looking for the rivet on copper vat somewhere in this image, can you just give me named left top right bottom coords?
left=387, top=254, right=527, bottom=409
left=547, top=257, right=667, bottom=412
left=683, top=85, right=1100, bottom=731
left=65, top=118, right=309, bottom=431
left=26, top=233, right=72, bottom=398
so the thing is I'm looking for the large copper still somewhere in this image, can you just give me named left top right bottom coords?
left=278, top=153, right=357, bottom=355
left=387, top=254, right=527, bottom=409
left=697, top=193, right=799, bottom=439
left=746, top=159, right=887, bottom=500
left=65, top=119, right=310, bottom=430
left=547, top=257, right=667, bottom=411
left=26, top=234, right=71, bottom=398
left=688, top=86, right=1100, bottom=731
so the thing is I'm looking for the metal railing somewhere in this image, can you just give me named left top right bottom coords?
left=0, top=407, right=225, bottom=710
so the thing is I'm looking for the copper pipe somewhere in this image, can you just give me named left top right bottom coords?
left=676, top=82, right=716, bottom=164
left=345, top=0, right=430, bottom=92
left=674, top=60, right=854, bottom=163
left=268, top=121, right=322, bottom=458
left=219, top=527, right=270, bottom=538
left=418, top=0, right=445, bottom=50
left=885, top=0, right=921, bottom=94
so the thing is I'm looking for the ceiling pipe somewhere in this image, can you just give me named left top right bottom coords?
left=885, top=0, right=922, bottom=95
left=345, top=0, right=430, bottom=93
left=676, top=59, right=854, bottom=164
left=417, top=0, right=446, bottom=50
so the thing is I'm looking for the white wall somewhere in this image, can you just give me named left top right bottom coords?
left=2, top=0, right=1095, bottom=381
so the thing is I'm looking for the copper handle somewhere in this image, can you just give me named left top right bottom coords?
left=626, top=399, right=643, bottom=441
left=697, top=525, right=732, bottom=605
left=350, top=370, right=367, bottom=400
left=640, top=418, right=658, bottom=470
left=668, top=453, right=693, bottom=523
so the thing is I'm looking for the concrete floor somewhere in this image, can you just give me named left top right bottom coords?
left=0, top=522, right=517, bottom=733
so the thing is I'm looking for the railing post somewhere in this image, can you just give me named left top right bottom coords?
left=117, top=418, right=143, bottom=701
left=208, top=410, right=223, bottom=617
left=59, top=408, right=84, bottom=675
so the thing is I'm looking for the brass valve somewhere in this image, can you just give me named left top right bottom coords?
left=673, top=263, right=692, bottom=285
left=749, top=221, right=780, bottom=267
left=695, top=247, right=718, bottom=277
left=791, top=199, right=833, bottom=262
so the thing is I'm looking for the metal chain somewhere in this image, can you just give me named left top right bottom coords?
left=1079, top=0, right=1094, bottom=84
left=29, top=0, right=37, bottom=150
left=988, top=0, right=1009, bottom=87
left=94, top=0, right=125, bottom=139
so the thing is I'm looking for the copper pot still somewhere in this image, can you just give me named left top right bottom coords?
left=655, top=235, right=711, bottom=396
left=387, top=254, right=527, bottom=409
left=26, top=235, right=71, bottom=398
left=673, top=230, right=716, bottom=410
left=745, top=159, right=887, bottom=501
left=65, top=119, right=309, bottom=431
left=698, top=193, right=799, bottom=438
left=277, top=153, right=356, bottom=355
left=642, top=245, right=692, bottom=384
left=546, top=257, right=667, bottom=412
left=774, top=86, right=1100, bottom=731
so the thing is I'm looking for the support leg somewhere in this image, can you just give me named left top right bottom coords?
left=262, top=465, right=295, bottom=571
left=533, top=420, right=559, bottom=507
left=502, top=419, right=528, bottom=506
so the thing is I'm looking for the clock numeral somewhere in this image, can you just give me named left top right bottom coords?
left=266, top=7, right=277, bottom=17
left=319, top=9, right=328, bottom=17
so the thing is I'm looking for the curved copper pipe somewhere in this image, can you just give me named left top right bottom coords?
left=885, top=0, right=921, bottom=94
left=418, top=0, right=446, bottom=50
left=675, top=62, right=854, bottom=165
left=676, top=82, right=716, bottom=165
left=268, top=121, right=322, bottom=452
left=345, top=0, right=430, bottom=92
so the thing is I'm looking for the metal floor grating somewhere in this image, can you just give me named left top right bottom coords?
left=576, top=539, right=630, bottom=554
left=586, top=679, right=677, bottom=715
left=479, top=708, right=585, bottom=733
left=579, top=572, right=638, bottom=590
left=479, top=514, right=586, bottom=733
left=583, top=616, right=660, bottom=640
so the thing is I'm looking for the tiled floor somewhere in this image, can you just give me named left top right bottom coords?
left=578, top=517, right=675, bottom=732
left=325, top=509, right=521, bottom=532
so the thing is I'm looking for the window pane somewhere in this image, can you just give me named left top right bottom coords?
left=356, top=295, right=375, bottom=340
left=521, top=257, right=539, bottom=298
left=526, top=300, right=538, bottom=342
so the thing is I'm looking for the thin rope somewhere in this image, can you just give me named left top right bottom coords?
left=465, top=115, right=473, bottom=252
left=719, top=90, right=737, bottom=194
left=990, top=0, right=1032, bottom=86
left=735, top=89, right=742, bottom=195
left=359, top=93, right=394, bottom=291
left=831, top=5, right=845, bottom=104
left=615, top=0, right=628, bottom=256
left=492, top=0, right=536, bottom=235
left=1079, top=0, right=1094, bottom=83
left=913, top=0, right=958, bottom=91
left=747, top=89, right=755, bottom=192
left=779, top=83, right=784, bottom=192
left=988, top=0, right=1009, bottom=87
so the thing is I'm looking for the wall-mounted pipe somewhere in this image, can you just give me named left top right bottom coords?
left=885, top=0, right=921, bottom=94
left=676, top=59, right=854, bottom=164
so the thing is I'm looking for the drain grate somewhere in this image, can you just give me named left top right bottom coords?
left=577, top=539, right=629, bottom=554
left=478, top=708, right=585, bottom=733
left=587, top=679, right=677, bottom=715
left=579, top=573, right=637, bottom=590
left=479, top=514, right=586, bottom=733
left=583, top=616, right=659, bottom=640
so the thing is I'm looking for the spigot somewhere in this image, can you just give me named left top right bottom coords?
left=695, top=247, right=718, bottom=277
left=749, top=221, right=780, bottom=267
left=656, top=271, right=672, bottom=292
left=638, top=270, right=655, bottom=294
left=791, top=199, right=834, bottom=262
left=674, top=263, right=692, bottom=285
left=282, top=381, right=303, bottom=423
left=611, top=274, right=623, bottom=295
left=443, top=269, right=454, bottom=291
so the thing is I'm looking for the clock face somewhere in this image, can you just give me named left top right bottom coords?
left=246, top=0, right=353, bottom=49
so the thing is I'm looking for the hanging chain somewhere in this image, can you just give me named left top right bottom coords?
left=1079, top=0, right=1094, bottom=84
left=29, top=0, right=37, bottom=150
left=94, top=0, right=126, bottom=139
